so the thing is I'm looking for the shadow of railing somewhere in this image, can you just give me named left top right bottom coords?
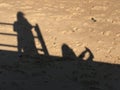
left=0, top=22, right=48, bottom=54
left=0, top=13, right=119, bottom=89
left=0, top=23, right=119, bottom=89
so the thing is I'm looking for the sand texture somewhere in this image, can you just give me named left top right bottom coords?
left=0, top=0, right=120, bottom=90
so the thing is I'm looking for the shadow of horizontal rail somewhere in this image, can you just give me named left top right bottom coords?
left=0, top=44, right=17, bottom=48
left=0, top=32, right=38, bottom=38
left=0, top=32, right=16, bottom=36
left=0, top=44, right=42, bottom=51
left=0, top=22, right=13, bottom=26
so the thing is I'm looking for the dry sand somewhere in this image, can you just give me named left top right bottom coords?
left=0, top=0, right=120, bottom=90
left=0, top=0, right=120, bottom=63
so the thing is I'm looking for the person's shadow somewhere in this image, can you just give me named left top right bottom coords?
left=13, top=11, right=38, bottom=57
left=61, top=44, right=77, bottom=60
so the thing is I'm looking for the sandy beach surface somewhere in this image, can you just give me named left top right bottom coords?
left=0, top=0, right=120, bottom=90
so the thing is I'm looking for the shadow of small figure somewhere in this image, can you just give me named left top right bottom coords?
left=13, top=11, right=38, bottom=57
left=78, top=47, right=94, bottom=61
left=62, top=44, right=77, bottom=60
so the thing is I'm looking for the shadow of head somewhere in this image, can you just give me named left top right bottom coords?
left=17, top=11, right=25, bottom=21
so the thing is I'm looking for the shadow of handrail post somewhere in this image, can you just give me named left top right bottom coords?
left=35, top=24, right=49, bottom=56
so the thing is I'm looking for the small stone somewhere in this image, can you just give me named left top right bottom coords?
left=91, top=18, right=97, bottom=22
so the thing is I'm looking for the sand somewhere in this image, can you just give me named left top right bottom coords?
left=0, top=0, right=120, bottom=90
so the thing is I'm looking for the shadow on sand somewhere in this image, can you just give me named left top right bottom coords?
left=0, top=11, right=120, bottom=90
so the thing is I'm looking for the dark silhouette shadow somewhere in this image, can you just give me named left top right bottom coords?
left=0, top=11, right=49, bottom=58
left=61, top=44, right=77, bottom=60
left=0, top=11, right=120, bottom=90
left=0, top=49, right=120, bottom=90
left=34, top=24, right=49, bottom=56
left=78, top=47, right=94, bottom=61
left=13, top=11, right=38, bottom=57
